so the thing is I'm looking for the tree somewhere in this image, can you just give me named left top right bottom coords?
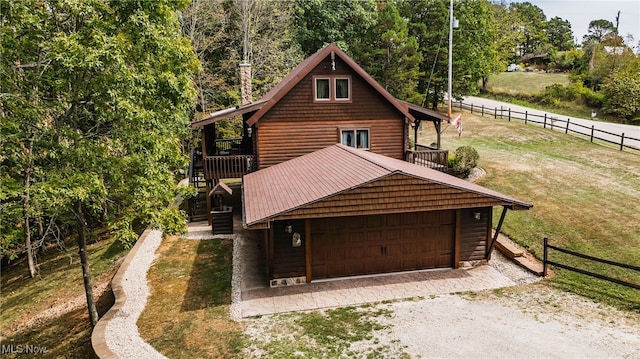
left=583, top=19, right=616, bottom=44
left=398, top=0, right=500, bottom=109
left=547, top=16, right=574, bottom=51
left=292, top=0, right=377, bottom=56
left=489, top=1, right=526, bottom=65
left=601, top=59, right=640, bottom=123
left=1, top=0, right=198, bottom=326
left=356, top=2, right=423, bottom=103
left=510, top=2, right=547, bottom=56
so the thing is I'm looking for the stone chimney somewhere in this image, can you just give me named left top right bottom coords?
left=240, top=62, right=252, bottom=105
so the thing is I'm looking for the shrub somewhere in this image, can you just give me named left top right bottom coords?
left=451, top=146, right=479, bottom=178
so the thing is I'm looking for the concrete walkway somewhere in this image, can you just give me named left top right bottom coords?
left=233, top=226, right=538, bottom=318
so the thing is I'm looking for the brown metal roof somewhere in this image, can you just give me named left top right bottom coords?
left=401, top=101, right=451, bottom=123
left=243, top=144, right=532, bottom=228
left=191, top=101, right=266, bottom=128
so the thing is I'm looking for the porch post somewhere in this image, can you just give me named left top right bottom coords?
left=487, top=206, right=508, bottom=258
left=434, top=120, right=442, bottom=149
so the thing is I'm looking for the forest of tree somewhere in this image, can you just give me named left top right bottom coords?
left=1, top=0, right=639, bottom=326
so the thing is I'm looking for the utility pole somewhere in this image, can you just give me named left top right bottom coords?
left=447, top=0, right=453, bottom=118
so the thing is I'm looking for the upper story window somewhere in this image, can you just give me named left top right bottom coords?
left=314, top=76, right=351, bottom=102
left=341, top=129, right=369, bottom=150
left=315, top=78, right=330, bottom=101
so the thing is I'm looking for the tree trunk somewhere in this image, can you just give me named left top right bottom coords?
left=77, top=202, right=99, bottom=326
left=23, top=139, right=37, bottom=278
left=482, top=77, right=488, bottom=90
left=431, top=84, right=439, bottom=110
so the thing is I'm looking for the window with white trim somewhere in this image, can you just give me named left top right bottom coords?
left=315, top=78, right=330, bottom=100
left=313, top=76, right=351, bottom=102
left=340, top=129, right=369, bottom=149
left=334, top=78, right=350, bottom=100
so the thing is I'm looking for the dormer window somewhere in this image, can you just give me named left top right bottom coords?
left=314, top=76, right=351, bottom=103
left=340, top=129, right=369, bottom=150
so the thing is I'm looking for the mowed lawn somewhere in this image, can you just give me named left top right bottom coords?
left=420, top=112, right=640, bottom=311
left=484, top=72, right=570, bottom=96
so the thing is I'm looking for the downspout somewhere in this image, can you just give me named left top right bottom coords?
left=486, top=206, right=508, bottom=258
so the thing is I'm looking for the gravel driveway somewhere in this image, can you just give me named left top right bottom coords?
left=243, top=253, right=640, bottom=358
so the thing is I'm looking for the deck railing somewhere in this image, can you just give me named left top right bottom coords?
left=214, top=138, right=243, bottom=154
left=203, top=155, right=256, bottom=179
left=405, top=147, right=449, bottom=172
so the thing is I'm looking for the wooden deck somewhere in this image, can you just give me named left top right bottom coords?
left=203, top=155, right=256, bottom=179
left=405, top=147, right=449, bottom=172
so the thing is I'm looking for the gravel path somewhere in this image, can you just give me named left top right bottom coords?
left=103, top=229, right=166, bottom=359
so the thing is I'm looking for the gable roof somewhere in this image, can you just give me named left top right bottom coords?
left=246, top=43, right=414, bottom=126
left=243, top=144, right=532, bottom=228
left=191, top=43, right=422, bottom=129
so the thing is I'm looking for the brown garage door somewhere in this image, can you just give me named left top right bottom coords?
left=311, top=211, right=455, bottom=280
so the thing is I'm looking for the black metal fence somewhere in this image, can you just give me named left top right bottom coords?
left=543, top=237, right=640, bottom=290
left=457, top=101, right=640, bottom=152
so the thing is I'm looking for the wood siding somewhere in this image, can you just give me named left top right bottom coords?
left=310, top=211, right=454, bottom=280
left=459, top=207, right=492, bottom=261
left=256, top=119, right=404, bottom=169
left=270, top=220, right=306, bottom=279
left=272, top=174, right=508, bottom=222
left=255, top=56, right=407, bottom=169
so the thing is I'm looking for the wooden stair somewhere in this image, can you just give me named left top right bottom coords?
left=494, top=233, right=544, bottom=276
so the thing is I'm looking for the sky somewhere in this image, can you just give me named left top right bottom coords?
left=512, top=0, right=640, bottom=48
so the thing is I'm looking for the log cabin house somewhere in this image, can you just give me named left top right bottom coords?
left=190, top=43, right=532, bottom=286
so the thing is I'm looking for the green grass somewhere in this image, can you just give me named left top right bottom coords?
left=1, top=232, right=128, bottom=358
left=137, top=235, right=245, bottom=358
left=422, top=111, right=640, bottom=311
left=479, top=72, right=624, bottom=123
left=483, top=72, right=570, bottom=96
left=246, top=306, right=408, bottom=358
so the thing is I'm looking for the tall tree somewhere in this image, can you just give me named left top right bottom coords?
left=1, top=0, right=198, bottom=326
left=490, top=1, right=526, bottom=65
left=292, top=0, right=377, bottom=56
left=357, top=2, right=423, bottom=103
left=510, top=2, right=547, bottom=56
left=546, top=16, right=574, bottom=51
left=582, top=19, right=616, bottom=44
left=398, top=0, right=500, bottom=109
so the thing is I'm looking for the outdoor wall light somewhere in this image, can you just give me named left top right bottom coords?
left=473, top=211, right=481, bottom=221
left=247, top=127, right=252, bottom=137
left=284, top=224, right=292, bottom=233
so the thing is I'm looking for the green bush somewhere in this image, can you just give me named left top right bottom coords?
left=451, top=146, right=479, bottom=177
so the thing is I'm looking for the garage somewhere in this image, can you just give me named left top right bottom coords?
left=242, top=144, right=532, bottom=286
left=311, top=211, right=455, bottom=279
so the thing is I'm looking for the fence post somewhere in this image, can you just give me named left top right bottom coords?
left=471, top=103, right=474, bottom=114
left=494, top=107, right=497, bottom=119
left=460, top=101, right=463, bottom=111
left=590, top=125, right=594, bottom=142
left=525, top=111, right=528, bottom=124
left=620, top=133, right=625, bottom=151
left=500, top=106, right=503, bottom=119
left=543, top=237, right=548, bottom=277
left=481, top=105, right=484, bottom=117
left=543, top=114, right=547, bottom=129
left=565, top=118, right=570, bottom=134
left=508, top=108, right=511, bottom=122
